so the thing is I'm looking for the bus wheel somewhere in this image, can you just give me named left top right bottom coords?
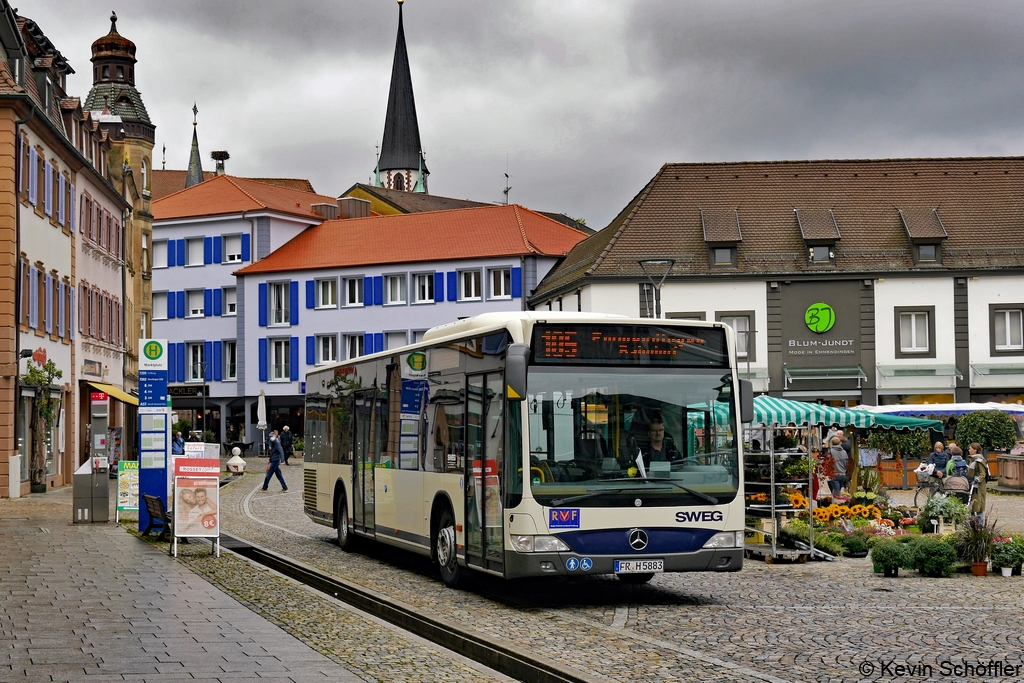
left=435, top=508, right=463, bottom=588
left=617, top=572, right=654, bottom=585
left=336, top=492, right=353, bottom=552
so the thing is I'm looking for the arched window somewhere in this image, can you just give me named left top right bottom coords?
left=141, top=159, right=148, bottom=192
left=393, top=173, right=404, bottom=191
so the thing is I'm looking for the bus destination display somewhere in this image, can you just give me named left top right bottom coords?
left=532, top=324, right=727, bottom=366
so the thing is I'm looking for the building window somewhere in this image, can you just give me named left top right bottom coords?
left=153, top=292, right=167, bottom=320
left=895, top=306, right=935, bottom=358
left=224, top=287, right=237, bottom=316
left=224, top=235, right=242, bottom=262
left=345, top=334, right=364, bottom=360
left=187, top=290, right=204, bottom=317
left=270, top=282, right=289, bottom=326
left=224, top=341, right=237, bottom=380
left=459, top=270, right=481, bottom=301
left=394, top=173, right=404, bottom=191
left=270, top=338, right=290, bottom=381
left=187, top=342, right=205, bottom=382
left=386, top=331, right=407, bottom=350
left=413, top=273, right=434, bottom=303
left=489, top=268, right=511, bottom=299
left=345, top=277, right=363, bottom=307
left=915, top=243, right=941, bottom=264
left=317, top=334, right=338, bottom=364
left=186, top=238, right=204, bottom=266
left=385, top=274, right=406, bottom=305
left=991, top=305, right=1024, bottom=356
left=317, top=278, right=337, bottom=308
left=808, top=244, right=835, bottom=265
left=152, top=240, right=168, bottom=269
left=711, top=247, right=736, bottom=268
left=716, top=311, right=755, bottom=361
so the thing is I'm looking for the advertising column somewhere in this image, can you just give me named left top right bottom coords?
left=138, top=339, right=170, bottom=532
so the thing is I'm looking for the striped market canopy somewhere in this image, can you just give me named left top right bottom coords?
left=689, top=396, right=940, bottom=431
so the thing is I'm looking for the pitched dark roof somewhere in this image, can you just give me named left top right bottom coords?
left=83, top=83, right=151, bottom=123
left=343, top=183, right=487, bottom=212
left=378, top=3, right=427, bottom=174
left=532, top=157, right=1024, bottom=300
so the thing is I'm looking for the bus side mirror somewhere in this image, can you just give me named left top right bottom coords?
left=505, top=343, right=529, bottom=401
left=739, top=379, right=754, bottom=423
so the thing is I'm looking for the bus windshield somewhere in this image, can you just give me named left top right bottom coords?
left=526, top=366, right=739, bottom=507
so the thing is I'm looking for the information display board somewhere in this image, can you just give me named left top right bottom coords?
left=531, top=324, right=728, bottom=367
left=138, top=339, right=171, bottom=534
left=116, top=460, right=140, bottom=517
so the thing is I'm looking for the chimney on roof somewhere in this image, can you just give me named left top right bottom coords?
left=211, top=150, right=230, bottom=176
left=338, top=197, right=371, bottom=219
left=311, top=203, right=338, bottom=220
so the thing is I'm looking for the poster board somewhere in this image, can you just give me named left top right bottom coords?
left=173, top=458, right=220, bottom=539
left=116, top=460, right=140, bottom=514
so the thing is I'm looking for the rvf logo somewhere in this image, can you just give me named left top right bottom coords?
left=549, top=508, right=580, bottom=529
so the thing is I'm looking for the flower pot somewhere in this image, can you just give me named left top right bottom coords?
left=1001, top=567, right=1013, bottom=577
left=1014, top=564, right=1022, bottom=576
left=883, top=567, right=899, bottom=577
left=972, top=561, right=988, bottom=577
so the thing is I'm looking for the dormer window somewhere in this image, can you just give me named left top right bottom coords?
left=795, top=208, right=840, bottom=268
left=809, top=245, right=835, bottom=265
left=712, top=247, right=736, bottom=267
left=700, top=208, right=742, bottom=269
left=898, top=207, right=947, bottom=266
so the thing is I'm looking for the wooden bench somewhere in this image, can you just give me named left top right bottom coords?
left=141, top=493, right=173, bottom=543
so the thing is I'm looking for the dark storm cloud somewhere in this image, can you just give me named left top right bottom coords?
left=21, top=0, right=1024, bottom=228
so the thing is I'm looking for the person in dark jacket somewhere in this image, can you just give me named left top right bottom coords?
left=927, top=441, right=950, bottom=479
left=262, top=430, right=288, bottom=492
left=280, top=425, right=294, bottom=465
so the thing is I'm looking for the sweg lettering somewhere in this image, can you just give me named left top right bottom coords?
left=788, top=339, right=854, bottom=347
left=675, top=510, right=724, bottom=523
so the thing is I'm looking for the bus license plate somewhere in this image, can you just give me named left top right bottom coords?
left=614, top=559, right=664, bottom=574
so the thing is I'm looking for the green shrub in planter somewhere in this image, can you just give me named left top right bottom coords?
left=817, top=532, right=847, bottom=556
left=844, top=535, right=869, bottom=556
left=952, top=516, right=997, bottom=564
left=912, top=537, right=958, bottom=577
left=954, top=410, right=1017, bottom=452
left=991, top=538, right=1024, bottom=569
left=920, top=495, right=969, bottom=527
left=871, top=539, right=910, bottom=575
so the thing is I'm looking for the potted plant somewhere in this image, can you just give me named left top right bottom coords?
left=781, top=456, right=809, bottom=481
left=991, top=537, right=1024, bottom=577
left=871, top=539, right=909, bottom=577
left=953, top=517, right=998, bottom=576
left=910, top=537, right=958, bottom=577
left=844, top=534, right=869, bottom=558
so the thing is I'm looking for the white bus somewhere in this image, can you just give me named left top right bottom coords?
left=303, top=312, right=752, bottom=587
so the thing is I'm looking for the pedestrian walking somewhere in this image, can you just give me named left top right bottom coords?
left=262, top=430, right=288, bottom=492
left=172, top=431, right=185, bottom=455
left=281, top=425, right=294, bottom=465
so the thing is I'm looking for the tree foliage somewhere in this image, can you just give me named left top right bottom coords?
left=866, top=430, right=930, bottom=460
left=954, top=411, right=1017, bottom=452
left=20, top=360, right=63, bottom=487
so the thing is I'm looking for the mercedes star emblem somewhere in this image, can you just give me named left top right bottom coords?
left=628, top=528, right=649, bottom=551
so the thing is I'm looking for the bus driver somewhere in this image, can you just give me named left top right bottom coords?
left=641, top=414, right=682, bottom=467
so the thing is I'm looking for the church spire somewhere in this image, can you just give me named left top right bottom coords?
left=185, top=103, right=204, bottom=188
left=377, top=0, right=428, bottom=193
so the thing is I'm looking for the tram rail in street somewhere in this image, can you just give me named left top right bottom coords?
left=218, top=533, right=589, bottom=683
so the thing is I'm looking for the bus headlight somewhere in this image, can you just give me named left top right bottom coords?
left=510, top=535, right=571, bottom=553
left=702, top=531, right=745, bottom=549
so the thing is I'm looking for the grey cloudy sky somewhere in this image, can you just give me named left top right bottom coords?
left=23, top=0, right=1024, bottom=228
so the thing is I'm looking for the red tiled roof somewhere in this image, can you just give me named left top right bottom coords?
left=150, top=170, right=316, bottom=201
left=152, top=175, right=336, bottom=221
left=234, top=205, right=589, bottom=275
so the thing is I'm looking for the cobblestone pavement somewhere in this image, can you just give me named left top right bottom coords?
left=223, top=471, right=1024, bottom=683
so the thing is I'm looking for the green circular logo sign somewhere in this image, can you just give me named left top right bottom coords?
left=406, top=352, right=426, bottom=372
left=805, top=303, right=836, bottom=334
left=143, top=340, right=164, bottom=360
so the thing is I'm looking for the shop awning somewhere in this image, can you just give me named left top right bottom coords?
left=859, top=402, right=1024, bottom=417
left=783, top=365, right=867, bottom=389
left=689, top=396, right=940, bottom=431
left=86, top=382, right=138, bottom=406
left=970, top=363, right=1024, bottom=376
left=877, top=364, right=963, bottom=379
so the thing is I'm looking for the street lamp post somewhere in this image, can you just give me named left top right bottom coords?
left=638, top=259, right=676, bottom=319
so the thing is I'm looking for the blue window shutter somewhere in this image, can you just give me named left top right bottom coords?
left=372, top=276, right=383, bottom=306
left=167, top=240, right=176, bottom=267
left=290, top=337, right=299, bottom=381
left=204, top=289, right=213, bottom=317
left=69, top=287, right=74, bottom=340
left=447, top=271, right=457, bottom=301
left=434, top=272, right=444, bottom=302
left=306, top=335, right=315, bottom=365
left=306, top=280, right=315, bottom=309
left=258, top=338, right=268, bottom=382
left=511, top=267, right=522, bottom=298
left=203, top=236, right=213, bottom=264
left=176, top=239, right=185, bottom=266
left=213, top=341, right=223, bottom=381
left=168, top=343, right=177, bottom=381
left=213, top=288, right=223, bottom=316
left=58, top=282, right=65, bottom=338
left=204, top=341, right=213, bottom=380
left=166, top=291, right=175, bottom=319
left=69, top=185, right=75, bottom=232
left=44, top=274, right=52, bottom=334
left=241, top=233, right=251, bottom=262
left=213, top=236, right=222, bottom=263
left=175, top=291, right=185, bottom=318
left=258, top=283, right=267, bottom=327
left=363, top=333, right=372, bottom=354
left=290, top=281, right=299, bottom=325
left=374, top=333, right=384, bottom=354
left=363, top=277, right=372, bottom=304
left=176, top=343, right=186, bottom=383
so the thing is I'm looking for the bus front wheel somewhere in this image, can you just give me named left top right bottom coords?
left=336, top=492, right=353, bottom=552
left=435, top=508, right=463, bottom=588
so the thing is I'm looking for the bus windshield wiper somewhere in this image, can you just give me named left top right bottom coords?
left=597, top=477, right=719, bottom=505
left=549, top=488, right=632, bottom=506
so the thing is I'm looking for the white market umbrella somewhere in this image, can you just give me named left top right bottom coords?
left=257, top=390, right=267, bottom=455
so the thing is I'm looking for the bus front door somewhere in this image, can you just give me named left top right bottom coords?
left=465, top=374, right=505, bottom=574
left=352, top=390, right=375, bottom=535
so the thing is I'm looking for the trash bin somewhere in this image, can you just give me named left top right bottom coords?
left=73, top=457, right=109, bottom=524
